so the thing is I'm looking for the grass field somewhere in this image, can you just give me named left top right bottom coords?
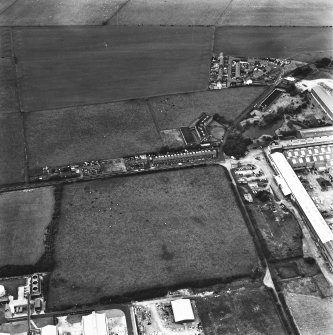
left=0, top=114, right=26, bottom=185
left=47, top=166, right=258, bottom=309
left=0, top=187, right=54, bottom=266
left=0, top=0, right=127, bottom=25
left=285, top=292, right=333, bottom=334
left=195, top=281, right=287, bottom=335
left=25, top=100, right=162, bottom=170
left=149, top=87, right=267, bottom=130
left=108, top=0, right=231, bottom=25
left=217, top=0, right=333, bottom=26
left=214, top=27, right=333, bottom=62
left=13, top=26, right=213, bottom=112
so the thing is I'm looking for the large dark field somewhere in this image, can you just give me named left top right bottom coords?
left=25, top=100, right=162, bottom=170
left=12, top=26, right=213, bottom=112
left=214, top=27, right=333, bottom=62
left=47, top=166, right=258, bottom=309
left=0, top=114, right=26, bottom=185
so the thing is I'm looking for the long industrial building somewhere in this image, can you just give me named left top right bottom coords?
left=269, top=152, right=333, bottom=270
left=311, top=85, right=333, bottom=120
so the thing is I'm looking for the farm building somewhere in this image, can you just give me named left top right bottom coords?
left=270, top=152, right=333, bottom=271
left=82, top=312, right=108, bottom=335
left=171, top=299, right=195, bottom=323
left=311, top=85, right=333, bottom=120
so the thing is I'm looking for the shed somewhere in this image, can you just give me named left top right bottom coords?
left=82, top=312, right=108, bottom=335
left=171, top=299, right=195, bottom=323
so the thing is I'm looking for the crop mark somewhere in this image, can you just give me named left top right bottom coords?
left=215, top=0, right=234, bottom=25
left=103, top=0, right=131, bottom=25
left=0, top=0, right=19, bottom=17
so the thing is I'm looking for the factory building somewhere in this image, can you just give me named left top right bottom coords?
left=297, top=126, right=333, bottom=139
left=269, top=152, right=333, bottom=270
left=311, top=85, right=333, bottom=120
left=283, top=144, right=333, bottom=170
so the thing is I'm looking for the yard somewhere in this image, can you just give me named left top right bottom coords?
left=246, top=201, right=303, bottom=261
left=0, top=187, right=55, bottom=268
left=195, top=280, right=287, bottom=335
left=47, top=166, right=258, bottom=309
left=13, top=26, right=213, bottom=112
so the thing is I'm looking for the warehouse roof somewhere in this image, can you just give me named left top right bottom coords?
left=298, top=126, right=333, bottom=139
left=270, top=152, right=333, bottom=244
left=171, top=299, right=195, bottom=323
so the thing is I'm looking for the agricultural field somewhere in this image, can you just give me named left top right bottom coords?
left=149, top=87, right=267, bottom=130
left=217, top=0, right=333, bottom=26
left=214, top=27, right=333, bottom=63
left=12, top=26, right=213, bottom=112
left=108, top=0, right=231, bottom=26
left=25, top=100, right=162, bottom=171
left=47, top=166, right=258, bottom=309
left=195, top=281, right=287, bottom=335
left=0, top=0, right=127, bottom=25
left=0, top=113, right=26, bottom=185
left=0, top=187, right=54, bottom=267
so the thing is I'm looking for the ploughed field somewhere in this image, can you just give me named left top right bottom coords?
left=0, top=0, right=127, bottom=26
left=0, top=187, right=54, bottom=268
left=47, top=166, right=258, bottom=309
left=214, top=27, right=333, bottom=62
left=12, top=26, right=214, bottom=112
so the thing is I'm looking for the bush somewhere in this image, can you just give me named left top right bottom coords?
left=223, top=134, right=252, bottom=158
left=315, top=57, right=331, bottom=68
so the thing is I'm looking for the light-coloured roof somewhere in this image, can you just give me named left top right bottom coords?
left=171, top=299, right=195, bottom=323
left=82, top=312, right=108, bottom=335
left=41, top=325, right=57, bottom=335
left=312, top=85, right=333, bottom=113
left=270, top=152, right=333, bottom=244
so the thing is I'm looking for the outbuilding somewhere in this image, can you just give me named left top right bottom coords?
left=171, top=299, right=195, bottom=323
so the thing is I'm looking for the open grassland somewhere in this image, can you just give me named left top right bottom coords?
left=13, top=26, right=213, bottom=112
left=25, top=100, right=162, bottom=170
left=285, top=292, right=333, bottom=335
left=217, top=0, right=333, bottom=26
left=149, top=87, right=267, bottom=130
left=0, top=187, right=54, bottom=267
left=109, top=0, right=231, bottom=26
left=214, top=27, right=333, bottom=63
left=0, top=0, right=127, bottom=25
left=195, top=281, right=287, bottom=335
left=47, top=166, right=258, bottom=309
left=0, top=114, right=25, bottom=185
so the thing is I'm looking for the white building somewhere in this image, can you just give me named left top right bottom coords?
left=171, top=299, right=195, bottom=323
